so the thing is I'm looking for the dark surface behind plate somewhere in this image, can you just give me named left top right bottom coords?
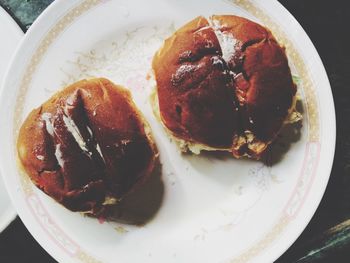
left=0, top=0, right=349, bottom=262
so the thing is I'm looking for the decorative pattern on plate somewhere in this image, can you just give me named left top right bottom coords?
left=230, top=216, right=290, bottom=263
left=230, top=143, right=320, bottom=263
left=76, top=251, right=103, bottom=263
left=283, top=142, right=321, bottom=219
left=59, top=23, right=175, bottom=96
left=27, top=194, right=79, bottom=256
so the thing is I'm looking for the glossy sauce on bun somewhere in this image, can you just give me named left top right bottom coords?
left=152, top=15, right=300, bottom=158
left=17, top=78, right=158, bottom=214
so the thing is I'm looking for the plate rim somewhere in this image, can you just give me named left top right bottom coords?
left=0, top=0, right=336, bottom=262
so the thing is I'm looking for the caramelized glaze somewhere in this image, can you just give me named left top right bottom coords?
left=152, top=15, right=297, bottom=157
left=17, top=78, right=157, bottom=213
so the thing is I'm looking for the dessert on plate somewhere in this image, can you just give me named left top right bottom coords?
left=152, top=15, right=301, bottom=159
left=17, top=78, right=158, bottom=215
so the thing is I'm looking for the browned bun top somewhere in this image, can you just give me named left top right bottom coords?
left=17, top=78, right=157, bottom=214
left=152, top=15, right=297, bottom=157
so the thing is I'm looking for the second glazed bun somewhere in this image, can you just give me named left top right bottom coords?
left=152, top=15, right=300, bottom=158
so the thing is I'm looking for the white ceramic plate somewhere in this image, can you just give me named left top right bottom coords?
left=0, top=0, right=335, bottom=262
left=0, top=6, right=22, bottom=233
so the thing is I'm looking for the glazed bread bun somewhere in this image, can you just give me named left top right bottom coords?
left=17, top=78, right=158, bottom=215
left=152, top=15, right=301, bottom=158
